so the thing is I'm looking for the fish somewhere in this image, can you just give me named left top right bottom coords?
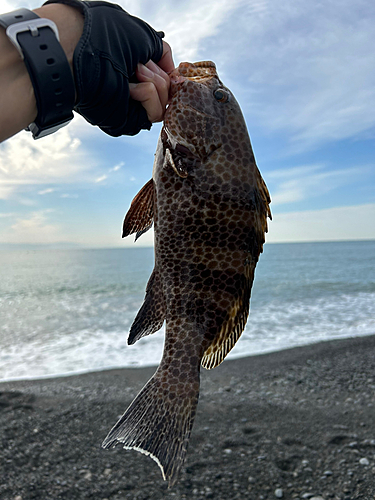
left=102, top=61, right=271, bottom=486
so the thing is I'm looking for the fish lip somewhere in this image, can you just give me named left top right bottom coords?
left=176, top=61, right=217, bottom=79
left=169, top=61, right=216, bottom=78
left=168, top=61, right=217, bottom=99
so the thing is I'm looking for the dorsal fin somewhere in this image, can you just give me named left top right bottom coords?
left=123, top=179, right=154, bottom=240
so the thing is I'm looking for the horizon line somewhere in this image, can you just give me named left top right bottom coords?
left=0, top=238, right=374, bottom=250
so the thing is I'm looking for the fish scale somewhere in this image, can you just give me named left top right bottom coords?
left=102, top=61, right=271, bottom=486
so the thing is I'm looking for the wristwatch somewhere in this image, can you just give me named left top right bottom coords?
left=0, top=8, right=75, bottom=139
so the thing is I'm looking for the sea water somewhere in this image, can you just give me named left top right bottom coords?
left=0, top=240, right=374, bottom=381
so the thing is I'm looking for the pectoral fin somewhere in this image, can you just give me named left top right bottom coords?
left=123, top=179, right=154, bottom=240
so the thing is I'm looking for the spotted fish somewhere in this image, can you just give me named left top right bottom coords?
left=102, top=61, right=271, bottom=486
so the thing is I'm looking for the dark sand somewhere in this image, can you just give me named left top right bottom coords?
left=1, top=335, right=375, bottom=500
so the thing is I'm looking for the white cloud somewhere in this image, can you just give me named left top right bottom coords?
left=0, top=0, right=17, bottom=12
left=0, top=210, right=67, bottom=245
left=95, top=175, right=107, bottom=183
left=2, top=0, right=374, bottom=151
left=208, top=0, right=375, bottom=149
left=110, top=162, right=124, bottom=172
left=0, top=185, right=15, bottom=200
left=0, top=0, right=49, bottom=13
left=60, top=193, right=78, bottom=199
left=0, top=126, right=92, bottom=187
left=94, top=161, right=125, bottom=183
left=268, top=164, right=367, bottom=206
left=17, top=197, right=37, bottom=207
left=38, top=188, right=55, bottom=195
left=117, top=0, right=245, bottom=62
left=267, top=204, right=375, bottom=243
left=1, top=0, right=373, bottom=248
left=117, top=0, right=375, bottom=151
left=151, top=0, right=245, bottom=62
left=0, top=119, right=103, bottom=202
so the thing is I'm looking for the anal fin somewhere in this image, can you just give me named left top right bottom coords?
left=123, top=178, right=154, bottom=239
left=128, top=269, right=165, bottom=345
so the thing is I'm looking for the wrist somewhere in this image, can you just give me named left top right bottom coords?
left=33, top=3, right=83, bottom=76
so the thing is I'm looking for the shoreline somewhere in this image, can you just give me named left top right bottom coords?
left=1, top=335, right=375, bottom=499
left=1, top=332, right=375, bottom=385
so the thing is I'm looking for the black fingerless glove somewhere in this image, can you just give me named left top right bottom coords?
left=44, top=0, right=164, bottom=136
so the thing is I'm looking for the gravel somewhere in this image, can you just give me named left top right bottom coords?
left=1, top=334, right=375, bottom=500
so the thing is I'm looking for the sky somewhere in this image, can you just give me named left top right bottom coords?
left=0, top=0, right=374, bottom=247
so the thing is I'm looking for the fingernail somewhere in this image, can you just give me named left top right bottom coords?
left=146, top=60, right=162, bottom=75
left=137, top=63, right=154, bottom=78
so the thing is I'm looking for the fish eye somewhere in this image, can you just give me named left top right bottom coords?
left=213, top=89, right=229, bottom=103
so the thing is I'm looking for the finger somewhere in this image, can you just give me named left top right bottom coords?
left=129, top=82, right=164, bottom=123
left=145, top=60, right=170, bottom=90
left=158, top=41, right=175, bottom=74
left=136, top=64, right=169, bottom=114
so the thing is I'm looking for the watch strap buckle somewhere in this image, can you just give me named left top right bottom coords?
left=6, top=18, right=60, bottom=59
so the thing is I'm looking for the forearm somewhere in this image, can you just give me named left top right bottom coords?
left=0, top=23, right=36, bottom=142
left=0, top=3, right=83, bottom=143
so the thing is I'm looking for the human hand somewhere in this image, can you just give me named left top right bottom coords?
left=0, top=0, right=172, bottom=142
left=44, top=0, right=170, bottom=136
left=130, top=41, right=175, bottom=123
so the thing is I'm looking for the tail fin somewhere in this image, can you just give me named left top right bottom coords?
left=102, top=368, right=200, bottom=487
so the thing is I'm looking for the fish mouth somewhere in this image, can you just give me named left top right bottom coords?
left=169, top=61, right=216, bottom=79
left=169, top=61, right=217, bottom=97
left=176, top=61, right=217, bottom=79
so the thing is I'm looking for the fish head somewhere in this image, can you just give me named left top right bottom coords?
left=165, top=61, right=241, bottom=161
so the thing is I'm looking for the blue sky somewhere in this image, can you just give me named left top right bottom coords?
left=0, top=0, right=374, bottom=247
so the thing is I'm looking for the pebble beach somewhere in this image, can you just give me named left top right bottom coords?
left=1, top=334, right=375, bottom=500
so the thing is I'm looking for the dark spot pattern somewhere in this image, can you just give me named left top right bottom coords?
left=103, top=61, right=271, bottom=487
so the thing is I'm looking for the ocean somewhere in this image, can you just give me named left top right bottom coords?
left=0, top=240, right=374, bottom=381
